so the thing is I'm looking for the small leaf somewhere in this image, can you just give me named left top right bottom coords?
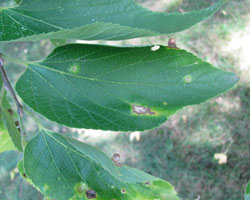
left=16, top=44, right=238, bottom=131
left=246, top=181, right=250, bottom=200
left=0, top=0, right=225, bottom=41
left=0, top=76, right=22, bottom=152
left=1, top=108, right=23, bottom=151
left=24, top=130, right=180, bottom=200
left=0, top=113, right=16, bottom=153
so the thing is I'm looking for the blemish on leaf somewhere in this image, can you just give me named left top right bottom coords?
left=121, top=188, right=127, bottom=194
left=44, top=184, right=50, bottom=192
left=132, top=104, right=155, bottom=115
left=86, top=189, right=97, bottom=199
left=69, top=64, right=80, bottom=74
left=111, top=153, right=122, bottom=166
left=74, top=182, right=88, bottom=196
left=145, top=181, right=151, bottom=186
left=163, top=102, right=168, bottom=106
left=183, top=75, right=193, bottom=84
left=151, top=45, right=160, bottom=51
left=7, top=109, right=13, bottom=116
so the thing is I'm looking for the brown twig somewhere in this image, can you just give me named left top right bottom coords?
left=0, top=56, right=23, bottom=116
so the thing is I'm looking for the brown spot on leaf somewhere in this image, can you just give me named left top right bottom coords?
left=145, top=181, right=151, bottom=185
left=86, top=189, right=97, bottom=199
left=132, top=105, right=155, bottom=115
left=15, top=121, right=19, bottom=126
left=7, top=109, right=13, bottom=116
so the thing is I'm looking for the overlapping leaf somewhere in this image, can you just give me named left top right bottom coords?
left=0, top=76, right=22, bottom=152
left=0, top=0, right=225, bottom=41
left=0, top=112, right=15, bottom=153
left=23, top=130, right=180, bottom=200
left=16, top=44, right=238, bottom=131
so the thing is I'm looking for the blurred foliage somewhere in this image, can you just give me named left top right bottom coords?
left=0, top=0, right=249, bottom=200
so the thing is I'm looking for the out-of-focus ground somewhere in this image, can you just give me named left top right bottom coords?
left=0, top=0, right=250, bottom=200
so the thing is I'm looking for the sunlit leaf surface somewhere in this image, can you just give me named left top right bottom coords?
left=16, top=44, right=238, bottom=131
left=0, top=0, right=225, bottom=41
left=24, top=130, right=180, bottom=200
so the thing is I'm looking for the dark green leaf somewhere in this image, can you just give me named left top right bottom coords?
left=16, top=44, right=238, bottom=131
left=0, top=0, right=225, bottom=41
left=24, top=130, right=180, bottom=200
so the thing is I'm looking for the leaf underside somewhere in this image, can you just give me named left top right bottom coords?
left=23, top=130, right=180, bottom=200
left=16, top=44, right=238, bottom=131
left=0, top=0, right=225, bottom=41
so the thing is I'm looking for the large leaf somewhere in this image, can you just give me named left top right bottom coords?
left=0, top=0, right=225, bottom=41
left=0, top=76, right=22, bottom=152
left=16, top=44, right=238, bottom=131
left=24, top=129, right=180, bottom=200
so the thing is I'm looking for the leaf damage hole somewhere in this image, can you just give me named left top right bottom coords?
left=132, top=104, right=155, bottom=115
left=111, top=153, right=122, bottom=166
left=151, top=45, right=160, bottom=51
left=86, top=189, right=97, bottom=199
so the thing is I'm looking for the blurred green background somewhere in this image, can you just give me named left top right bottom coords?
left=0, top=0, right=249, bottom=200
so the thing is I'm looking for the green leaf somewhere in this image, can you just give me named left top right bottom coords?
left=16, top=44, right=238, bottom=131
left=1, top=106, right=23, bottom=151
left=246, top=181, right=250, bottom=200
left=0, top=0, right=225, bottom=41
left=24, top=129, right=180, bottom=200
left=0, top=76, right=15, bottom=153
left=0, top=76, right=22, bottom=152
left=0, top=112, right=16, bottom=153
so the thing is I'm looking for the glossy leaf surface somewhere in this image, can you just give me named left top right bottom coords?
left=24, top=130, right=180, bottom=200
left=16, top=44, right=238, bottom=131
left=0, top=0, right=225, bottom=41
